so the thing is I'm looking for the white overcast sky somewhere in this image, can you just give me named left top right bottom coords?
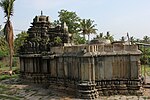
left=0, top=0, right=150, bottom=40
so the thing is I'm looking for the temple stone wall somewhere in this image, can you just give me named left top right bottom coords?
left=50, top=44, right=139, bottom=55
left=19, top=14, right=143, bottom=99
left=20, top=44, right=141, bottom=78
left=20, top=43, right=142, bottom=98
left=94, top=55, right=140, bottom=81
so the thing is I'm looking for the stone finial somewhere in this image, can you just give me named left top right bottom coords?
left=63, top=22, right=68, bottom=32
left=41, top=11, right=43, bottom=16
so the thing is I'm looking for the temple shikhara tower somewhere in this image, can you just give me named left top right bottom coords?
left=20, top=12, right=71, bottom=54
left=19, top=13, right=142, bottom=99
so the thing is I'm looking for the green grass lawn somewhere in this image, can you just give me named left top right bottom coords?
left=0, top=65, right=20, bottom=81
left=0, top=66, right=18, bottom=71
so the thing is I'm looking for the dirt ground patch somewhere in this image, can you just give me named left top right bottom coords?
left=0, top=78, right=150, bottom=100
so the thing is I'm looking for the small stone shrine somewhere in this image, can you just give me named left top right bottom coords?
left=19, top=13, right=143, bottom=99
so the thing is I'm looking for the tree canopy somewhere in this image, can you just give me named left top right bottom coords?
left=58, top=9, right=81, bottom=34
left=0, top=35, right=9, bottom=57
left=14, top=31, right=28, bottom=54
left=80, top=19, right=97, bottom=43
left=53, top=9, right=98, bottom=44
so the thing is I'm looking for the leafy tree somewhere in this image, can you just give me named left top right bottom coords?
left=80, top=19, right=97, bottom=43
left=53, top=9, right=97, bottom=44
left=54, top=36, right=62, bottom=44
left=0, top=0, right=15, bottom=71
left=58, top=9, right=81, bottom=34
left=0, top=35, right=9, bottom=57
left=140, top=47, right=150, bottom=65
left=51, top=20, right=60, bottom=27
left=73, top=33, right=86, bottom=44
left=14, top=31, right=28, bottom=54
left=54, top=9, right=88, bottom=44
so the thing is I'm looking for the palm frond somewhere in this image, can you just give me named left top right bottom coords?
left=80, top=19, right=97, bottom=35
left=0, top=0, right=15, bottom=20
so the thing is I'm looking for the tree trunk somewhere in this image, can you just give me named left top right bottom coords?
left=88, top=34, right=90, bottom=44
left=83, top=34, right=86, bottom=39
left=9, top=48, right=13, bottom=71
left=4, top=20, right=14, bottom=73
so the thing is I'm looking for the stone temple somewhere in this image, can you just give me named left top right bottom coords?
left=19, top=14, right=142, bottom=99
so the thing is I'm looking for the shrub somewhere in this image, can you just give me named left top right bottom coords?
left=0, top=50, right=7, bottom=57
left=12, top=57, right=19, bottom=67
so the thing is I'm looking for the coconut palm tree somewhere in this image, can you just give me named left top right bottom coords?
left=80, top=19, right=97, bottom=43
left=120, top=36, right=125, bottom=42
left=104, top=31, right=114, bottom=42
left=80, top=19, right=86, bottom=39
left=130, top=36, right=135, bottom=44
left=99, top=33, right=104, bottom=39
left=0, top=0, right=15, bottom=72
left=143, top=36, right=150, bottom=43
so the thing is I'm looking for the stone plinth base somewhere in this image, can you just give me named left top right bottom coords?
left=77, top=82, right=98, bottom=99
left=96, top=80, right=143, bottom=96
left=20, top=73, right=50, bottom=83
